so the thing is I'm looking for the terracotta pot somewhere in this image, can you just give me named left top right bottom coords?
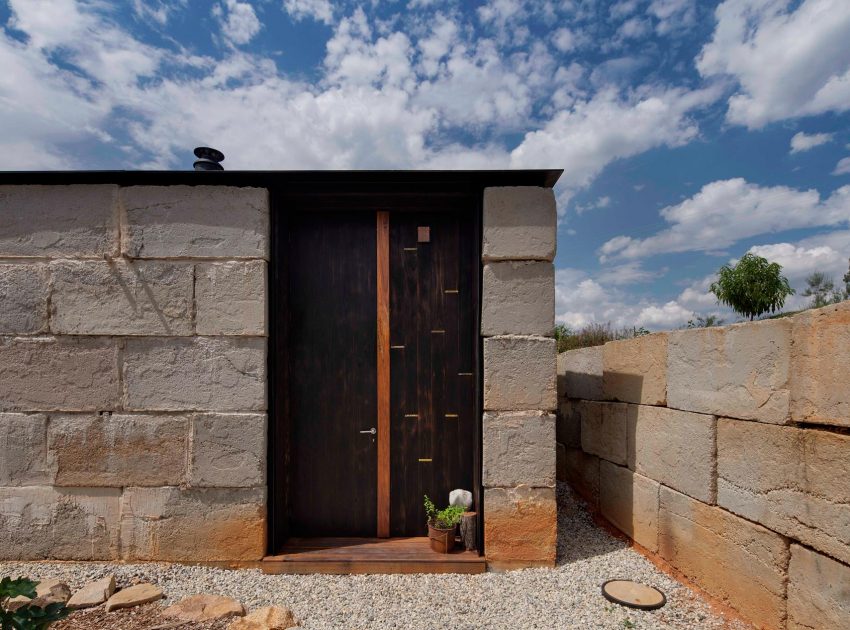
left=427, top=521, right=457, bottom=553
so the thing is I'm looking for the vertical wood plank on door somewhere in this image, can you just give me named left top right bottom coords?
left=377, top=211, right=391, bottom=538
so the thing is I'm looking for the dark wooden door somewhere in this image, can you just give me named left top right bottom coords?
left=388, top=210, right=477, bottom=536
left=287, top=210, right=378, bottom=537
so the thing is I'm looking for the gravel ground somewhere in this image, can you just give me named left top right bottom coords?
left=1, top=483, right=750, bottom=630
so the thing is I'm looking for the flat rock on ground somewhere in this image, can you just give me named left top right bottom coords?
left=164, top=594, right=245, bottom=621
left=66, top=574, right=115, bottom=609
left=1, top=483, right=752, bottom=630
left=105, top=583, right=163, bottom=612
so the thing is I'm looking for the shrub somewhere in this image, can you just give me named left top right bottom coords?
left=710, top=253, right=794, bottom=320
left=423, top=495, right=464, bottom=529
left=0, top=577, right=69, bottom=629
left=554, top=322, right=650, bottom=352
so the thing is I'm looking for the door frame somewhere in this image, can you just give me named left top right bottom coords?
left=268, top=187, right=483, bottom=553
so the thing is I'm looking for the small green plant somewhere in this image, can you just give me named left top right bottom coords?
left=423, top=495, right=464, bottom=529
left=622, top=619, right=636, bottom=629
left=1, top=577, right=69, bottom=629
left=710, top=253, right=794, bottom=320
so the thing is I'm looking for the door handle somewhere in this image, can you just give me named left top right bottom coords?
left=359, top=427, right=377, bottom=435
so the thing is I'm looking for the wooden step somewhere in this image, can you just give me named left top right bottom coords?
left=262, top=536, right=486, bottom=574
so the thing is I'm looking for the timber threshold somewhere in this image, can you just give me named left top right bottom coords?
left=262, top=537, right=485, bottom=574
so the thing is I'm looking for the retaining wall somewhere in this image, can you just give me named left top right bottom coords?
left=557, top=304, right=850, bottom=629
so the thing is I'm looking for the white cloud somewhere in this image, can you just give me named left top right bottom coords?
left=749, top=231, right=850, bottom=284
left=599, top=179, right=850, bottom=260
left=552, top=27, right=577, bottom=53
left=698, top=0, right=850, bottom=128
left=834, top=157, right=850, bottom=176
left=283, top=0, right=334, bottom=25
left=790, top=131, right=833, bottom=154
left=648, top=0, right=696, bottom=35
left=595, top=261, right=661, bottom=285
left=215, top=0, right=262, bottom=46
left=574, top=195, right=611, bottom=214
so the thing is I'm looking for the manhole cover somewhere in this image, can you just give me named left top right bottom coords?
left=601, top=580, right=666, bottom=610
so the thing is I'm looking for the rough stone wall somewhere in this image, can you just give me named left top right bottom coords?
left=0, top=185, right=269, bottom=562
left=556, top=303, right=850, bottom=629
left=482, top=187, right=557, bottom=569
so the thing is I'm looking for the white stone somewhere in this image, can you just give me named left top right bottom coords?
left=0, top=413, right=50, bottom=485
left=0, top=264, right=48, bottom=333
left=449, top=489, right=473, bottom=510
left=196, top=260, right=267, bottom=336
left=189, top=413, right=266, bottom=487
left=481, top=262, right=554, bottom=336
left=483, top=336, right=556, bottom=411
left=482, top=187, right=556, bottom=261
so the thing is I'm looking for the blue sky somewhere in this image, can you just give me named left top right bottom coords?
left=1, top=0, right=849, bottom=330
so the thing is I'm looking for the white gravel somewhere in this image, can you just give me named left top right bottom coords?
left=1, top=483, right=750, bottom=630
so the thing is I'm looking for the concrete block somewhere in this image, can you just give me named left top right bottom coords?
left=482, top=187, right=556, bottom=261
left=791, top=301, right=850, bottom=427
left=556, top=399, right=581, bottom=448
left=0, top=264, right=49, bottom=333
left=667, top=319, right=791, bottom=424
left=564, top=447, right=600, bottom=507
left=481, top=262, right=554, bottom=336
left=717, top=419, right=850, bottom=565
left=0, top=413, right=50, bottom=485
left=484, top=485, right=556, bottom=567
left=47, top=413, right=187, bottom=487
left=189, top=413, right=266, bottom=488
left=120, top=186, right=269, bottom=259
left=628, top=405, right=715, bottom=504
left=0, top=185, right=118, bottom=257
left=483, top=411, right=555, bottom=488
left=658, top=486, right=788, bottom=630
left=50, top=260, right=193, bottom=336
left=599, top=461, right=659, bottom=552
left=580, top=401, right=628, bottom=466
left=0, top=337, right=120, bottom=412
left=483, top=336, right=556, bottom=411
left=120, top=486, right=266, bottom=561
left=0, top=487, right=121, bottom=560
left=195, top=261, right=267, bottom=336
left=123, top=337, right=266, bottom=411
left=557, top=346, right=603, bottom=401
left=603, top=334, right=667, bottom=405
left=788, top=544, right=850, bottom=630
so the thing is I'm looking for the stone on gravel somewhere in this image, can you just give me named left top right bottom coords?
left=67, top=575, right=115, bottom=609
left=104, top=583, right=163, bottom=612
left=228, top=605, right=299, bottom=630
left=449, top=489, right=472, bottom=509
left=163, top=594, right=245, bottom=621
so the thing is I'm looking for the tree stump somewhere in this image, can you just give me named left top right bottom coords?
left=460, top=511, right=477, bottom=551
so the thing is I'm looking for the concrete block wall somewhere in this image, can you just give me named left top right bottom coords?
left=0, top=185, right=269, bottom=562
left=481, top=187, right=557, bottom=568
left=556, top=303, right=850, bottom=629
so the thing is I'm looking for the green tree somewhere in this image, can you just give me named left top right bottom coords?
left=802, top=271, right=843, bottom=308
left=709, top=253, right=794, bottom=321
left=685, top=314, right=725, bottom=329
left=843, top=258, right=850, bottom=299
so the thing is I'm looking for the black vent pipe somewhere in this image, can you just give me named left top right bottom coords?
left=193, top=147, right=225, bottom=171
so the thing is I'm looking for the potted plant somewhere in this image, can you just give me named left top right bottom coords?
left=424, top=495, right=464, bottom=553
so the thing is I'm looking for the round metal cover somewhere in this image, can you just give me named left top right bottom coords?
left=601, top=580, right=666, bottom=610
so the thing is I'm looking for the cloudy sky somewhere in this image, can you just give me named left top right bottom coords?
left=2, top=0, right=850, bottom=330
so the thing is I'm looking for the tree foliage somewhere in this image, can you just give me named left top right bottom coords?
left=685, top=314, right=725, bottom=329
left=802, top=271, right=843, bottom=308
left=1, top=577, right=69, bottom=630
left=709, top=253, right=794, bottom=320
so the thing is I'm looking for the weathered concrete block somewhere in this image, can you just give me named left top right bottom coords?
left=195, top=261, right=267, bottom=336
left=482, top=187, right=556, bottom=262
left=0, top=337, right=120, bottom=412
left=483, top=336, right=556, bottom=411
left=50, top=260, right=193, bottom=336
left=556, top=399, right=581, bottom=448
left=791, top=301, right=850, bottom=427
left=557, top=346, right=603, bottom=401
left=658, top=486, right=788, bottom=630
left=481, top=262, right=554, bottom=336
left=47, top=413, right=187, bottom=487
left=189, top=413, right=266, bottom=487
left=667, top=319, right=791, bottom=424
left=603, top=334, right=667, bottom=405
left=717, top=419, right=850, bottom=565
left=484, top=485, right=556, bottom=567
left=0, top=185, right=118, bottom=257
left=483, top=411, right=555, bottom=488
left=580, top=401, right=627, bottom=465
left=120, top=486, right=266, bottom=561
left=0, top=264, right=48, bottom=333
left=123, top=337, right=266, bottom=411
left=0, top=413, right=50, bottom=485
left=564, top=447, right=600, bottom=507
left=0, top=487, right=121, bottom=560
left=628, top=405, right=715, bottom=504
left=120, top=186, right=269, bottom=259
left=599, top=461, right=659, bottom=552
left=788, top=544, right=850, bottom=630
